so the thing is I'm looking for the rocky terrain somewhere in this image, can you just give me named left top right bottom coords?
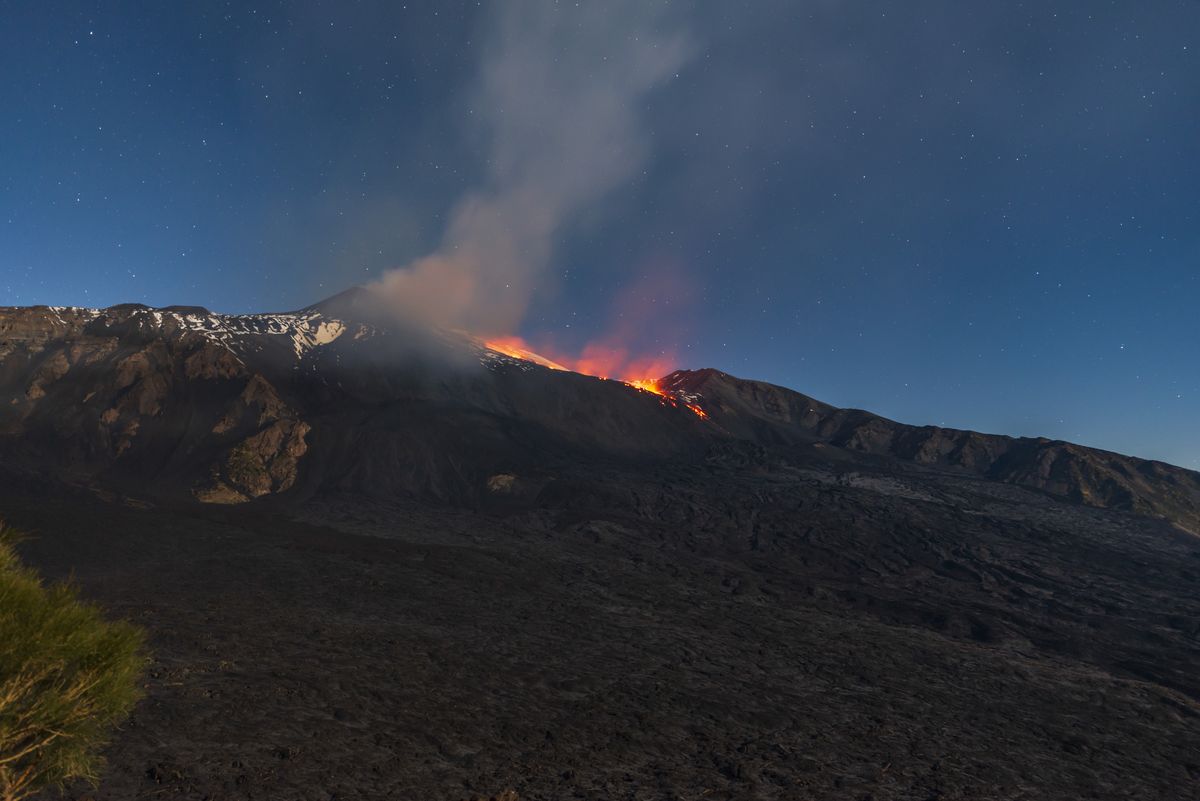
left=1, top=291, right=1198, bottom=800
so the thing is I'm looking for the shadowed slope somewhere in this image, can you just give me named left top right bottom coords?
left=665, top=368, right=1200, bottom=533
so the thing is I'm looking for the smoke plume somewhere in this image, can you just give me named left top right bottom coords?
left=373, top=1, right=692, bottom=335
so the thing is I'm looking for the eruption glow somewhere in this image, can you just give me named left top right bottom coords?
left=483, top=335, right=708, bottom=418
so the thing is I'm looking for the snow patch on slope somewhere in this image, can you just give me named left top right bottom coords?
left=41, top=305, right=364, bottom=361
left=171, top=310, right=353, bottom=358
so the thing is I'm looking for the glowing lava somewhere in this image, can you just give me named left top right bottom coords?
left=624, top=376, right=709, bottom=418
left=482, top=336, right=570, bottom=371
left=483, top=336, right=708, bottom=418
left=625, top=378, right=666, bottom=395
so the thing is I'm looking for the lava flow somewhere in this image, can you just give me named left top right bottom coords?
left=484, top=337, right=708, bottom=418
left=623, top=377, right=709, bottom=419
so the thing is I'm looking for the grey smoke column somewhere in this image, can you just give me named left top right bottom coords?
left=375, top=0, right=691, bottom=335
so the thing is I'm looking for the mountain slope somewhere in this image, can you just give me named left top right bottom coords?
left=1, top=297, right=1197, bottom=534
left=0, top=301, right=708, bottom=505
left=664, top=367, right=1200, bottom=534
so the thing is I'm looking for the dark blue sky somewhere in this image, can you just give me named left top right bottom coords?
left=2, top=1, right=1197, bottom=468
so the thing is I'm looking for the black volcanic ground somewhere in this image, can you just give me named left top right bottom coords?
left=2, top=298, right=1198, bottom=801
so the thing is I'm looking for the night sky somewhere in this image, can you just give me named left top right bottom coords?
left=2, top=2, right=1197, bottom=468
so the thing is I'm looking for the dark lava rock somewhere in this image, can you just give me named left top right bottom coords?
left=1, top=293, right=1197, bottom=800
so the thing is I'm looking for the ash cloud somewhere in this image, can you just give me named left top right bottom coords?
left=373, top=1, right=692, bottom=336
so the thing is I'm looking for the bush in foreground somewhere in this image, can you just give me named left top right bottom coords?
left=0, top=523, right=145, bottom=801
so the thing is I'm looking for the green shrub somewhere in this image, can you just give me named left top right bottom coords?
left=0, top=522, right=146, bottom=801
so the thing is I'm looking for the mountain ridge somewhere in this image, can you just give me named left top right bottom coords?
left=1, top=295, right=1197, bottom=534
left=664, top=367, right=1200, bottom=532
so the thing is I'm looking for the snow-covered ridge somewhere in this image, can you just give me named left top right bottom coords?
left=35, top=305, right=361, bottom=360
left=41, top=306, right=102, bottom=326
left=169, top=310, right=350, bottom=359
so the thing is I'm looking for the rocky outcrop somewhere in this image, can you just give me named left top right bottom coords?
left=198, top=376, right=310, bottom=503
left=196, top=419, right=311, bottom=503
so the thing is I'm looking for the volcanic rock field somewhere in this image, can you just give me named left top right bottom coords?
left=2, top=296, right=1198, bottom=800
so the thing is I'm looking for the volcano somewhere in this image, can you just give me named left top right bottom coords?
left=2, top=291, right=1199, bottom=800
